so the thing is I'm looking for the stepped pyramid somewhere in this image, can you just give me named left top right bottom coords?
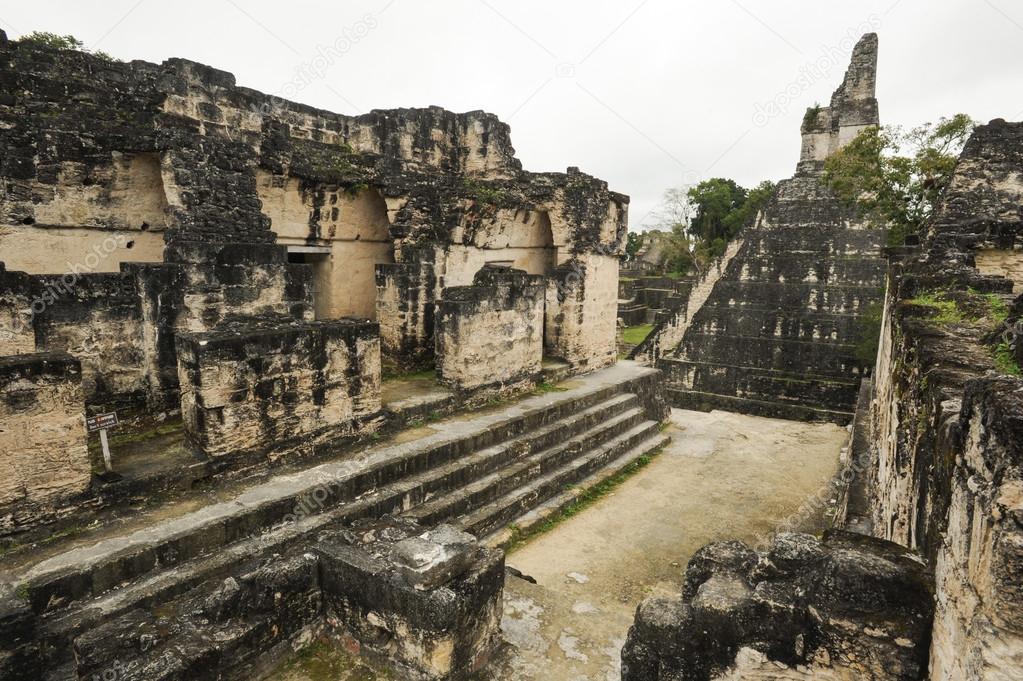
left=657, top=33, right=887, bottom=423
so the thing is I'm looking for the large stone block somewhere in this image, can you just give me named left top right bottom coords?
left=0, top=352, right=90, bottom=530
left=435, top=266, right=544, bottom=393
left=176, top=319, right=382, bottom=458
left=622, top=531, right=933, bottom=681
left=317, top=517, right=504, bottom=680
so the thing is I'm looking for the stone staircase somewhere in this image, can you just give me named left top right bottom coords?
left=630, top=238, right=744, bottom=364
left=0, top=362, right=668, bottom=680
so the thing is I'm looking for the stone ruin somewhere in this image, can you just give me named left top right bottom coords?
left=1, top=23, right=1022, bottom=681
left=0, top=28, right=677, bottom=681
left=634, top=34, right=887, bottom=424
left=0, top=28, right=628, bottom=535
left=622, top=118, right=1023, bottom=680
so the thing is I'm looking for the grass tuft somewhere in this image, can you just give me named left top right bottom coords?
left=505, top=445, right=665, bottom=553
left=621, top=324, right=655, bottom=346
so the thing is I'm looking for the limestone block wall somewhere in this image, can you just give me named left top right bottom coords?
left=621, top=532, right=933, bottom=681
left=0, top=352, right=90, bottom=532
left=165, top=241, right=314, bottom=333
left=0, top=263, right=152, bottom=411
left=927, top=379, right=1023, bottom=680
left=31, top=272, right=148, bottom=412
left=375, top=246, right=442, bottom=370
left=865, top=120, right=1023, bottom=680
left=436, top=267, right=544, bottom=392
left=545, top=254, right=619, bottom=370
left=0, top=264, right=36, bottom=355
left=176, top=320, right=381, bottom=458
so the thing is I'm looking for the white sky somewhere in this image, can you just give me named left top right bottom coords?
left=2, top=0, right=1020, bottom=229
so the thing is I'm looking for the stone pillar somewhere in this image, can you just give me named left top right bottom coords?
left=176, top=320, right=382, bottom=458
left=435, top=267, right=544, bottom=394
left=0, top=352, right=90, bottom=530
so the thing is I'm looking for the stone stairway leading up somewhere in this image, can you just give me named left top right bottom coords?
left=0, top=361, right=668, bottom=681
left=630, top=238, right=745, bottom=364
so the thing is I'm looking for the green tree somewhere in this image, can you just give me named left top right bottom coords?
left=16, top=31, right=116, bottom=60
left=687, top=178, right=748, bottom=243
left=823, top=114, right=975, bottom=245
left=18, top=32, right=84, bottom=50
left=650, top=178, right=776, bottom=275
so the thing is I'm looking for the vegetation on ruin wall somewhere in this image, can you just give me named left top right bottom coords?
left=853, top=301, right=884, bottom=366
left=639, top=178, right=775, bottom=275
left=803, top=103, right=823, bottom=129
left=824, top=114, right=976, bottom=246
left=906, top=287, right=1020, bottom=375
left=16, top=31, right=118, bottom=61
left=462, top=178, right=507, bottom=205
left=504, top=445, right=665, bottom=553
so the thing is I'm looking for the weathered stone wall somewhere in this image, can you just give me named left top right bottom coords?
left=376, top=246, right=442, bottom=370
left=644, top=34, right=886, bottom=424
left=256, top=177, right=394, bottom=319
left=176, top=319, right=381, bottom=458
left=546, top=254, right=619, bottom=369
left=0, top=263, right=151, bottom=411
left=0, top=263, right=36, bottom=355
left=31, top=272, right=148, bottom=412
left=318, top=519, right=504, bottom=679
left=38, top=517, right=504, bottom=681
left=0, top=352, right=90, bottom=532
left=621, top=532, right=933, bottom=681
left=866, top=119, right=1023, bottom=680
left=164, top=241, right=315, bottom=333
left=928, top=379, right=1023, bottom=680
left=435, top=267, right=544, bottom=393
left=0, top=33, right=627, bottom=390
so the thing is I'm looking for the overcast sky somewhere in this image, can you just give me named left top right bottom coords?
left=2, top=0, right=1020, bottom=229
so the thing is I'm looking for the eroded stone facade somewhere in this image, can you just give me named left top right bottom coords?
left=0, top=352, right=90, bottom=531
left=641, top=34, right=887, bottom=423
left=867, top=119, right=1023, bottom=680
left=436, top=267, right=544, bottom=394
left=0, top=30, right=627, bottom=536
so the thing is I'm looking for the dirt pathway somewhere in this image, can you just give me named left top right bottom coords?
left=489, top=408, right=848, bottom=680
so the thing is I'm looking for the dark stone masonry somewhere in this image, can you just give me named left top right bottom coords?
left=2, top=21, right=1023, bottom=681
left=622, top=118, right=1023, bottom=681
left=622, top=531, right=934, bottom=681
left=641, top=34, right=887, bottom=424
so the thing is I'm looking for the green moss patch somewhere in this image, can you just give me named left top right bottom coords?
left=621, top=324, right=655, bottom=346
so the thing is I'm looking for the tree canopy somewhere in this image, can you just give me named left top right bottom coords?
left=640, top=177, right=776, bottom=276
left=823, top=114, right=975, bottom=245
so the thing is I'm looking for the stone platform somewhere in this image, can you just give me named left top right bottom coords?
left=0, top=361, right=668, bottom=680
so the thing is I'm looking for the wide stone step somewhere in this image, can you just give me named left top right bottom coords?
left=456, top=420, right=663, bottom=539
left=404, top=404, right=646, bottom=527
left=11, top=364, right=665, bottom=670
left=668, top=387, right=853, bottom=425
left=12, top=370, right=655, bottom=617
left=484, top=431, right=672, bottom=549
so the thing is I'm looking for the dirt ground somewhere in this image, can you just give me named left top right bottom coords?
left=488, top=407, right=848, bottom=680
left=269, top=408, right=848, bottom=681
